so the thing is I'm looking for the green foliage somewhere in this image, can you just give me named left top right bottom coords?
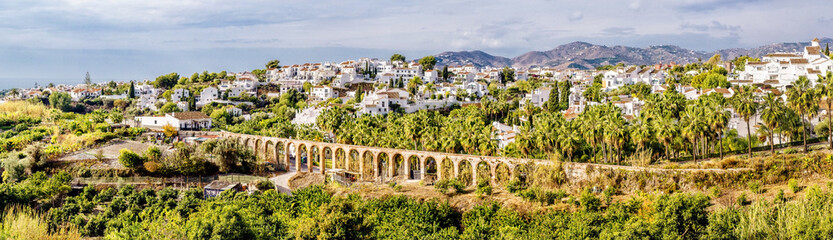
left=153, top=72, right=180, bottom=89
left=736, top=192, right=748, bottom=206
left=48, top=92, right=73, bottom=112
left=748, top=181, right=762, bottom=194
left=390, top=53, right=406, bottom=62
left=789, top=178, right=800, bottom=193
left=118, top=149, right=144, bottom=169
left=419, top=56, right=437, bottom=71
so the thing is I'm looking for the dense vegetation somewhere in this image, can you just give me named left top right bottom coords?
left=4, top=170, right=833, bottom=239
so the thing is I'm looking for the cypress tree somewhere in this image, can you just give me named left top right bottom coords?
left=128, top=81, right=135, bottom=99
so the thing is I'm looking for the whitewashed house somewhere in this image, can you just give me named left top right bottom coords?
left=135, top=111, right=212, bottom=131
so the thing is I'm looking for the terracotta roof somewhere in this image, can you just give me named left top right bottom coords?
left=790, top=59, right=809, bottom=64
left=747, top=61, right=767, bottom=65
left=763, top=80, right=780, bottom=84
left=173, top=111, right=210, bottom=120
left=806, top=46, right=821, bottom=55
left=765, top=53, right=800, bottom=58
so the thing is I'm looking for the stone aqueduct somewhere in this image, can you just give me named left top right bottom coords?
left=211, top=131, right=549, bottom=185
left=179, top=131, right=743, bottom=185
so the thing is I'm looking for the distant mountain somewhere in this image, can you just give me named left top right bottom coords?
left=434, top=50, right=511, bottom=69
left=435, top=38, right=833, bottom=70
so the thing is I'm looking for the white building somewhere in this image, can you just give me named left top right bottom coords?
left=311, top=86, right=337, bottom=100
left=357, top=88, right=410, bottom=115
left=736, top=38, right=832, bottom=89
left=135, top=111, right=212, bottom=131
left=198, top=87, right=219, bottom=106
left=171, top=88, right=190, bottom=101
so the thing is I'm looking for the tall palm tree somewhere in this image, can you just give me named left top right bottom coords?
left=559, top=122, right=581, bottom=162
left=654, top=115, right=677, bottom=160
left=706, top=100, right=730, bottom=159
left=731, top=85, right=759, bottom=158
left=817, top=71, right=833, bottom=149
left=760, top=93, right=784, bottom=155
left=681, top=103, right=706, bottom=162
left=787, top=76, right=818, bottom=153
left=630, top=115, right=653, bottom=152
left=580, top=109, right=602, bottom=162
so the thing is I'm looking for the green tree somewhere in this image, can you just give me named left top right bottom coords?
left=419, top=56, right=437, bottom=71
left=128, top=81, right=135, bottom=99
left=390, top=54, right=406, bottom=63
left=266, top=59, right=281, bottom=69
left=787, top=76, right=818, bottom=153
left=153, top=72, right=180, bottom=89
left=732, top=85, right=759, bottom=158
left=160, top=102, right=181, bottom=113
left=48, top=92, right=72, bottom=112
left=760, top=93, right=785, bottom=154
left=118, top=149, right=144, bottom=169
left=84, top=72, right=91, bottom=85
left=817, top=71, right=833, bottom=149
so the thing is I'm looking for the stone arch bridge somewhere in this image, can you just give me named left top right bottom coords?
left=182, top=131, right=740, bottom=185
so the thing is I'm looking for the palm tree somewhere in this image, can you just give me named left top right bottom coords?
left=630, top=115, right=653, bottom=152
left=681, top=104, right=706, bottom=162
left=787, top=76, right=818, bottom=153
left=731, top=85, right=759, bottom=158
left=817, top=71, right=833, bottom=149
left=706, top=100, right=730, bottom=159
left=760, top=93, right=784, bottom=155
left=559, top=122, right=581, bottom=162
left=580, top=110, right=602, bottom=162
left=654, top=115, right=677, bottom=160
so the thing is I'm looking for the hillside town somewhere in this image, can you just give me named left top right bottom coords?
left=6, top=38, right=833, bottom=151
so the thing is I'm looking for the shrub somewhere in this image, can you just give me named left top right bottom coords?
left=709, top=186, right=721, bottom=198
left=475, top=181, right=492, bottom=196
left=784, top=148, right=798, bottom=154
left=448, top=179, right=465, bottom=193
left=505, top=179, right=524, bottom=193
left=95, top=188, right=117, bottom=202
left=748, top=181, right=762, bottom=194
left=774, top=189, right=785, bottom=203
left=788, top=179, right=799, bottom=193
left=255, top=180, right=274, bottom=191
left=579, top=189, right=601, bottom=211
left=118, top=149, right=144, bottom=169
left=736, top=193, right=748, bottom=206
left=603, top=186, right=616, bottom=204
left=434, top=179, right=449, bottom=194
left=393, top=185, right=403, bottom=192
left=388, top=182, right=396, bottom=188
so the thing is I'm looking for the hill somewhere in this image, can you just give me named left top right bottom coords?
left=435, top=38, right=833, bottom=69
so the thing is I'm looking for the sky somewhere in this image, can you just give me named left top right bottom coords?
left=1, top=0, right=832, bottom=89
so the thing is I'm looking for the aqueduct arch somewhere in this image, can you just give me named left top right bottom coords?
left=214, top=132, right=541, bottom=184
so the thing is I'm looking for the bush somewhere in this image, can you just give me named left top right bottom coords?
left=505, top=179, right=524, bottom=193
left=118, top=149, right=144, bottom=169
left=789, top=179, right=799, bottom=193
left=736, top=192, right=748, bottom=206
left=603, top=186, right=616, bottom=203
left=748, top=181, right=762, bottom=194
left=434, top=179, right=449, bottom=194
left=448, top=179, right=465, bottom=193
left=475, top=181, right=492, bottom=196
left=579, top=189, right=601, bottom=211
left=784, top=148, right=798, bottom=154
left=709, top=186, right=721, bottom=198
left=95, top=188, right=116, bottom=202
left=255, top=180, right=275, bottom=191
left=774, top=189, right=785, bottom=203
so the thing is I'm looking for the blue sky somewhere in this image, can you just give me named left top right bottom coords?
left=1, top=0, right=831, bottom=89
